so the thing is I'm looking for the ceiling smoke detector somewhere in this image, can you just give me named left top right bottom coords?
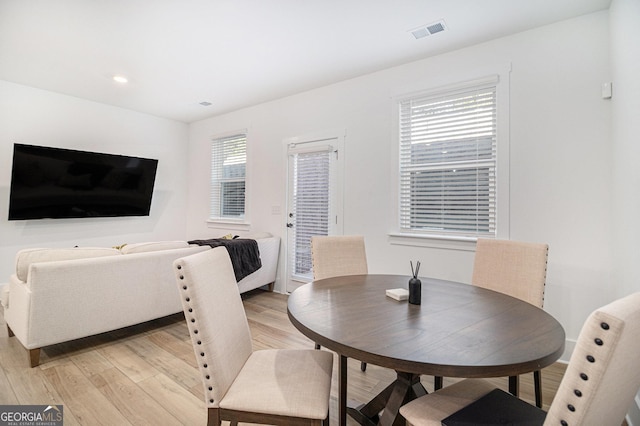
left=410, top=19, right=447, bottom=39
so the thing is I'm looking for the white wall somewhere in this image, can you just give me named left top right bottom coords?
left=0, top=80, right=190, bottom=281
left=610, top=0, right=640, bottom=423
left=611, top=0, right=640, bottom=299
left=188, top=11, right=612, bottom=354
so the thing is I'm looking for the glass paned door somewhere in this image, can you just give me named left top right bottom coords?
left=285, top=138, right=341, bottom=292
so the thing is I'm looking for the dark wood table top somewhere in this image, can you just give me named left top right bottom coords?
left=287, top=274, right=565, bottom=378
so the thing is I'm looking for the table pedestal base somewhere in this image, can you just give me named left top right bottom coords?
left=348, top=371, right=427, bottom=426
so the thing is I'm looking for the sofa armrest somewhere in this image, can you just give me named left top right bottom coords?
left=3, top=275, right=32, bottom=347
left=237, top=236, right=280, bottom=293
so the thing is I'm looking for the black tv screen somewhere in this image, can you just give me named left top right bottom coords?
left=8, top=144, right=158, bottom=220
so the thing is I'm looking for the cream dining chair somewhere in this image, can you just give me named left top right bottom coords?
left=472, top=238, right=549, bottom=312
left=400, top=291, right=640, bottom=426
left=434, top=238, right=549, bottom=407
left=474, top=238, right=549, bottom=407
left=311, top=235, right=369, bottom=371
left=311, top=235, right=368, bottom=280
left=174, top=247, right=333, bottom=426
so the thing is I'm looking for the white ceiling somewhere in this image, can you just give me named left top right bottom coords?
left=0, top=0, right=611, bottom=123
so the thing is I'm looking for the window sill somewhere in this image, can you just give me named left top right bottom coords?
left=388, top=232, right=478, bottom=251
left=206, top=219, right=251, bottom=232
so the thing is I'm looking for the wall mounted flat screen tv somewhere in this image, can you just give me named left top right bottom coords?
left=8, top=144, right=158, bottom=220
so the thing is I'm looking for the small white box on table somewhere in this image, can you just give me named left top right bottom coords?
left=386, top=288, right=409, bottom=301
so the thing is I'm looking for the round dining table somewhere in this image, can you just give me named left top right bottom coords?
left=287, top=274, right=565, bottom=426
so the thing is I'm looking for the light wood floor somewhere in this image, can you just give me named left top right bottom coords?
left=0, top=289, right=573, bottom=425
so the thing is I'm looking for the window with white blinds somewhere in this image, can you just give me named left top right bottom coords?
left=398, top=82, right=497, bottom=238
left=210, top=133, right=246, bottom=220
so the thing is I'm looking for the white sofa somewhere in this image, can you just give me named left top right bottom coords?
left=2, top=235, right=280, bottom=367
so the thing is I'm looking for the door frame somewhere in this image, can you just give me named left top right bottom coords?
left=282, top=129, right=345, bottom=293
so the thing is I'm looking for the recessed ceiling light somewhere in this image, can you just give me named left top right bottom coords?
left=113, top=75, right=128, bottom=83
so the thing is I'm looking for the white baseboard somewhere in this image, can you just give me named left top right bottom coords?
left=627, top=394, right=640, bottom=426
left=560, top=338, right=576, bottom=363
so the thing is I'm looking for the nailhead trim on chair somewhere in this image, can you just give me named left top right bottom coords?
left=176, top=263, right=216, bottom=406
left=541, top=246, right=549, bottom=306
left=558, top=321, right=611, bottom=426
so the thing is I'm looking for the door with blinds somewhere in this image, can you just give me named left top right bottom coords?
left=285, top=136, right=342, bottom=293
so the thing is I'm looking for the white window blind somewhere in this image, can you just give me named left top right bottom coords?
left=289, top=148, right=331, bottom=278
left=398, top=83, right=497, bottom=237
left=210, top=133, right=246, bottom=219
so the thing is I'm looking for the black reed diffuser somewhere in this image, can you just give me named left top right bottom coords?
left=409, top=260, right=422, bottom=305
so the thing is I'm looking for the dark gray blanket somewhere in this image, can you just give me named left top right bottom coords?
left=188, top=238, right=262, bottom=282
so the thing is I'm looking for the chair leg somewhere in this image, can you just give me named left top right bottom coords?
left=508, top=375, right=519, bottom=396
left=207, top=408, right=221, bottom=426
left=434, top=376, right=443, bottom=391
left=7, top=325, right=15, bottom=338
left=318, top=342, right=368, bottom=372
left=534, top=370, right=542, bottom=408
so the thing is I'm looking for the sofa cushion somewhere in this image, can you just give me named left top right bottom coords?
left=120, top=241, right=189, bottom=254
left=16, top=247, right=121, bottom=281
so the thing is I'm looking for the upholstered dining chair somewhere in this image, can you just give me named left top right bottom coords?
left=174, top=247, right=333, bottom=426
left=476, top=238, right=549, bottom=407
left=434, top=238, right=549, bottom=406
left=400, top=291, right=640, bottom=426
left=472, top=238, right=549, bottom=311
left=311, top=235, right=369, bottom=371
left=311, top=235, right=368, bottom=280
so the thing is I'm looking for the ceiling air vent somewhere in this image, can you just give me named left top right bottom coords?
left=410, top=19, right=447, bottom=40
left=427, top=21, right=445, bottom=35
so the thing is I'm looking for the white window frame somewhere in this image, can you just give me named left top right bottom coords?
left=390, top=67, right=510, bottom=250
left=207, top=130, right=250, bottom=230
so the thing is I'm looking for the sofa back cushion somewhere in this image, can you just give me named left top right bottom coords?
left=120, top=241, right=189, bottom=254
left=16, top=247, right=121, bottom=281
left=243, top=232, right=273, bottom=240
